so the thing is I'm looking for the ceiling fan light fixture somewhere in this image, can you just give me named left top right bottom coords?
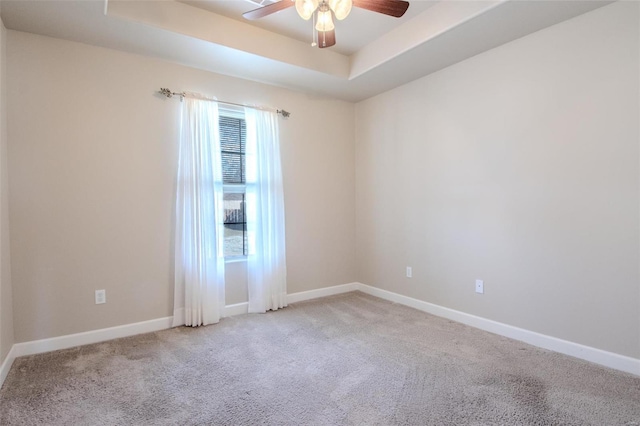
left=295, top=0, right=319, bottom=20
left=328, top=0, right=352, bottom=20
left=315, top=8, right=335, bottom=31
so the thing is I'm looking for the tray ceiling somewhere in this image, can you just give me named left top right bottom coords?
left=0, top=0, right=613, bottom=102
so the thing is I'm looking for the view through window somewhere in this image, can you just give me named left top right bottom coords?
left=220, top=111, right=247, bottom=257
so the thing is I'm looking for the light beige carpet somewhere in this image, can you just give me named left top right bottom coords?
left=1, top=292, right=639, bottom=425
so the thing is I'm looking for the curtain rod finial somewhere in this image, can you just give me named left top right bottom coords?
left=160, top=88, right=185, bottom=101
left=278, top=109, right=291, bottom=118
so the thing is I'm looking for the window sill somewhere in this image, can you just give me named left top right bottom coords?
left=225, top=256, right=247, bottom=264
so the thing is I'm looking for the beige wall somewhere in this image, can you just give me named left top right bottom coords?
left=7, top=31, right=356, bottom=343
left=0, top=18, right=14, bottom=363
left=355, top=1, right=640, bottom=359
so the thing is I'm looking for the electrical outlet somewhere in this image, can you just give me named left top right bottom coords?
left=475, top=280, right=484, bottom=294
left=406, top=266, right=412, bottom=278
left=95, top=289, right=106, bottom=304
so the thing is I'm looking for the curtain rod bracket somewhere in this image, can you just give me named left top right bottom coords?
left=277, top=110, right=291, bottom=118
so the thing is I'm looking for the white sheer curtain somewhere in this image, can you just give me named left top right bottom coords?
left=172, top=97, right=225, bottom=327
left=245, top=108, right=287, bottom=313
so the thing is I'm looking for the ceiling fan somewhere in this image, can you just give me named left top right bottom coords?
left=243, top=0, right=410, bottom=49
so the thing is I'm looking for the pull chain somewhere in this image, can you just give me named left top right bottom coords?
left=311, top=12, right=317, bottom=47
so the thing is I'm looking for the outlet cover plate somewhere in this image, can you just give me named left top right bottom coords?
left=475, top=280, right=484, bottom=294
left=95, top=289, right=106, bottom=304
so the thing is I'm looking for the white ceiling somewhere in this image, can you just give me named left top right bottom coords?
left=0, top=0, right=613, bottom=102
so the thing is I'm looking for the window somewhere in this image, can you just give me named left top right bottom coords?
left=220, top=108, right=247, bottom=257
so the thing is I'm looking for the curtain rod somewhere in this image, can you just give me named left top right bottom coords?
left=159, top=88, right=291, bottom=118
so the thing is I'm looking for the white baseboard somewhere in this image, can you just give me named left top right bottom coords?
left=0, top=345, right=17, bottom=389
left=12, top=316, right=174, bottom=359
left=287, top=282, right=359, bottom=304
left=357, top=283, right=640, bottom=377
left=2, top=280, right=636, bottom=391
left=172, top=302, right=249, bottom=328
left=215, top=283, right=360, bottom=317
left=0, top=316, right=173, bottom=389
left=224, top=302, right=248, bottom=317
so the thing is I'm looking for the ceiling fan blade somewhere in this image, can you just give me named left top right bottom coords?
left=352, top=0, right=409, bottom=18
left=243, top=0, right=295, bottom=20
left=317, top=29, right=336, bottom=48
